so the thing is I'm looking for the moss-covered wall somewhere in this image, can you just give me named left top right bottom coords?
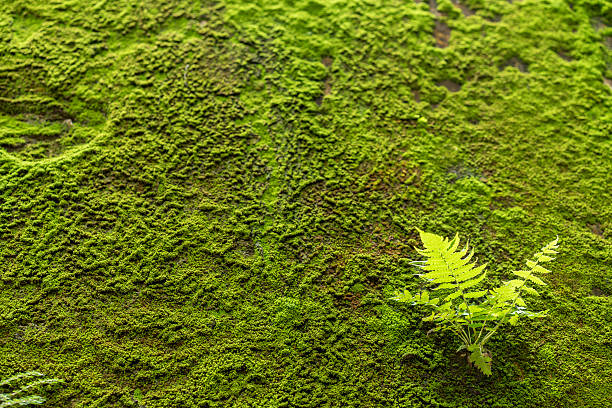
left=0, top=0, right=611, bottom=406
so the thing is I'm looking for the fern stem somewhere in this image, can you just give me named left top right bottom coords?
left=444, top=318, right=471, bottom=346
left=475, top=320, right=488, bottom=345
left=444, top=252, right=475, bottom=344
left=474, top=299, right=498, bottom=344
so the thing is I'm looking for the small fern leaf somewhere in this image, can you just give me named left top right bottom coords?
left=444, top=291, right=463, bottom=301
left=459, top=272, right=487, bottom=290
left=457, top=263, right=487, bottom=283
left=492, top=284, right=517, bottom=303
left=435, top=282, right=458, bottom=291
left=420, top=261, right=448, bottom=272
left=513, top=270, right=532, bottom=280
left=542, top=237, right=559, bottom=253
left=447, top=233, right=461, bottom=253
left=536, top=254, right=555, bottom=262
left=414, top=291, right=441, bottom=306
left=468, top=347, right=492, bottom=376
left=464, top=290, right=488, bottom=299
left=533, top=264, right=551, bottom=274
left=527, top=275, right=546, bottom=286
left=447, top=246, right=470, bottom=265
left=420, top=268, right=455, bottom=281
left=391, top=290, right=413, bottom=303
left=522, top=286, right=539, bottom=296
left=456, top=248, right=476, bottom=268
left=505, top=279, right=524, bottom=287
left=417, top=229, right=445, bottom=251
left=422, top=312, right=436, bottom=322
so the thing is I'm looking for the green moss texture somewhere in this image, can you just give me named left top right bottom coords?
left=1, top=0, right=611, bottom=406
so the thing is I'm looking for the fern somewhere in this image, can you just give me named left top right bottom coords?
left=0, top=372, right=62, bottom=407
left=393, top=229, right=559, bottom=375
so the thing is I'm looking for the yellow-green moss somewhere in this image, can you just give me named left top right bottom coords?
left=0, top=0, right=611, bottom=406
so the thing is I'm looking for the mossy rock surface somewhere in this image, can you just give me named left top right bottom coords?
left=1, top=0, right=611, bottom=407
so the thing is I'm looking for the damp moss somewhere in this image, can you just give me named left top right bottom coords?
left=0, top=0, right=611, bottom=407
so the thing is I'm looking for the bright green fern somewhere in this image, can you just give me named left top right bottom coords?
left=393, top=229, right=559, bottom=375
left=0, top=372, right=62, bottom=407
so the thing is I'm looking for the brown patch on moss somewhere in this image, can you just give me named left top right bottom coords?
left=488, top=195, right=516, bottom=210
left=346, top=293, right=362, bottom=310
left=363, top=162, right=422, bottom=197
left=438, top=79, right=461, bottom=92
left=324, top=79, right=332, bottom=96
left=592, top=18, right=607, bottom=32
left=316, top=57, right=333, bottom=106
left=451, top=0, right=475, bottom=17
left=434, top=20, right=451, bottom=48
left=513, top=361, right=525, bottom=381
left=428, top=0, right=441, bottom=17
left=364, top=223, right=413, bottom=258
left=234, top=239, right=255, bottom=257
left=315, top=79, right=331, bottom=106
left=501, top=57, right=529, bottom=73
left=590, top=287, right=607, bottom=297
left=589, top=223, right=604, bottom=237
left=428, top=0, right=450, bottom=48
left=557, top=51, right=573, bottom=62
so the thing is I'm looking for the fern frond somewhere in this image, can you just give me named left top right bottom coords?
left=467, top=344, right=492, bottom=376
left=411, top=230, right=488, bottom=298
left=507, top=237, right=560, bottom=300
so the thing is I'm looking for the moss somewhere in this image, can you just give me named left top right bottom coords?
left=0, top=0, right=611, bottom=406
